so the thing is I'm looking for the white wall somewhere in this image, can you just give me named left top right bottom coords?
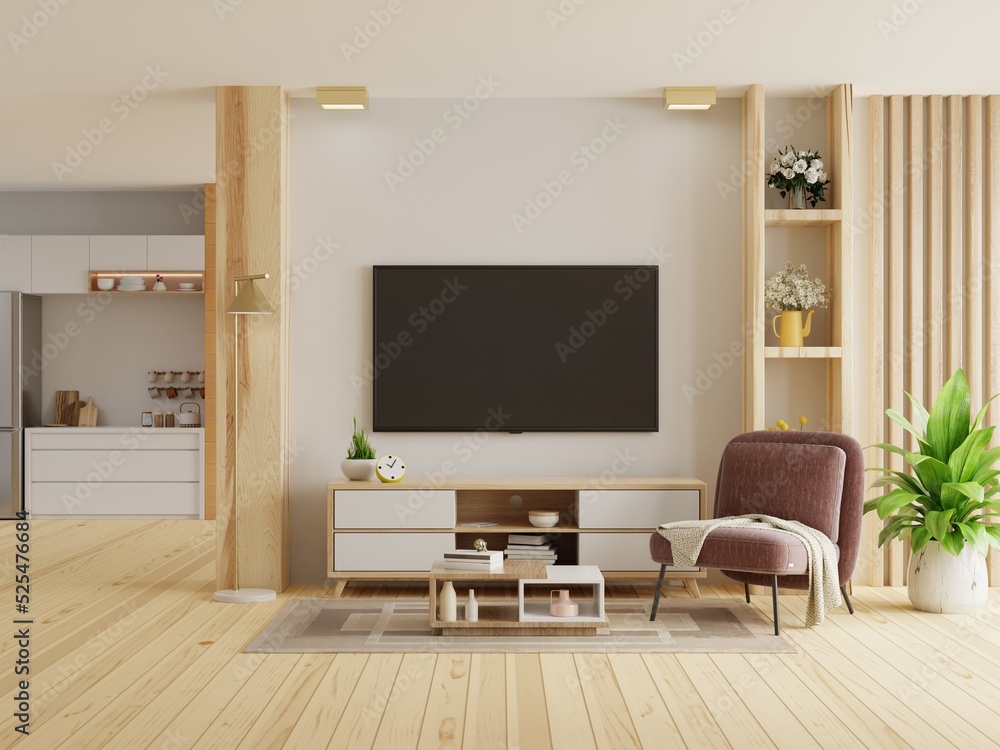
left=289, top=97, right=744, bottom=583
left=40, top=295, right=204, bottom=426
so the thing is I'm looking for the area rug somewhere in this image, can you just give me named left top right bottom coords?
left=244, top=598, right=795, bottom=654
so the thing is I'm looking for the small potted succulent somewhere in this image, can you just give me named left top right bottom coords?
left=341, top=416, right=377, bottom=481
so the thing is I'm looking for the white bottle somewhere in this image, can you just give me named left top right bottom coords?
left=465, top=588, right=478, bottom=623
left=439, top=581, right=457, bottom=622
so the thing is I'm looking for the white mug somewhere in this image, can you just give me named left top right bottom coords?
left=148, top=387, right=160, bottom=399
left=180, top=371, right=192, bottom=383
left=147, top=371, right=159, bottom=383
left=163, top=371, right=175, bottom=383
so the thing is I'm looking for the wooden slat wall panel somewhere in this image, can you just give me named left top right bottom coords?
left=946, top=96, right=964, bottom=375
left=871, top=93, right=997, bottom=585
left=886, top=95, right=906, bottom=586
left=927, top=97, right=945, bottom=400
left=906, top=97, right=925, bottom=435
left=868, top=96, right=885, bottom=587
left=986, top=96, right=1000, bottom=585
left=965, top=96, right=984, bottom=410
left=741, top=85, right=765, bottom=432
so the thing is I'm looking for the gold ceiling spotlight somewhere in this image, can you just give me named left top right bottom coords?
left=316, top=86, right=368, bottom=110
left=663, top=86, right=716, bottom=111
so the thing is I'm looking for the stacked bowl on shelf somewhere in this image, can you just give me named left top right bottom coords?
left=117, top=275, right=147, bottom=291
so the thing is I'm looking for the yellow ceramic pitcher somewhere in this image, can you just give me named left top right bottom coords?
left=772, top=309, right=814, bottom=347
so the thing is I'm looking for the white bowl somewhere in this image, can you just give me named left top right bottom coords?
left=121, top=276, right=144, bottom=283
left=528, top=511, right=559, bottom=528
left=178, top=283, right=196, bottom=290
left=96, top=279, right=115, bottom=291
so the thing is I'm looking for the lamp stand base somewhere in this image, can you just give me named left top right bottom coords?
left=214, top=588, right=276, bottom=603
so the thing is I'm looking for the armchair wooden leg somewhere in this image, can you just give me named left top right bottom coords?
left=841, top=584, right=855, bottom=614
left=744, top=582, right=751, bottom=604
left=650, top=564, right=667, bottom=621
left=771, top=575, right=780, bottom=636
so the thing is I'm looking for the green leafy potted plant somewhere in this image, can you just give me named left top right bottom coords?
left=341, top=416, right=377, bottom=481
left=865, top=369, right=1000, bottom=613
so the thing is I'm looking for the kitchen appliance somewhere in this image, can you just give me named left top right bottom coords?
left=0, top=293, right=42, bottom=518
left=178, top=402, right=201, bottom=427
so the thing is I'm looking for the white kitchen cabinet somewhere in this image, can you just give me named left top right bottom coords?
left=31, top=235, right=89, bottom=293
left=25, top=427, right=204, bottom=518
left=146, top=235, right=204, bottom=271
left=0, top=236, right=32, bottom=292
left=89, top=235, right=147, bottom=271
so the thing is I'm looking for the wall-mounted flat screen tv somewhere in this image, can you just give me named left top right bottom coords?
left=372, top=265, right=658, bottom=432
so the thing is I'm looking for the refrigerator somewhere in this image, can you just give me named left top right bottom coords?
left=0, top=293, right=42, bottom=519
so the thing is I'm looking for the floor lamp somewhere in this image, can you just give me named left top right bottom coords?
left=214, top=273, right=277, bottom=603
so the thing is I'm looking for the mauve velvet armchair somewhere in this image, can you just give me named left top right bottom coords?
left=649, top=430, right=864, bottom=634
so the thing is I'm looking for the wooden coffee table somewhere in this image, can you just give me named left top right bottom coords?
left=428, top=560, right=607, bottom=636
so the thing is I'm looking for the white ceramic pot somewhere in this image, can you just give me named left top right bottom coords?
left=340, top=459, right=376, bottom=481
left=908, top=541, right=989, bottom=613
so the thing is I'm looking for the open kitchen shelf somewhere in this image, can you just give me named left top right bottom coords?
left=88, top=270, right=205, bottom=294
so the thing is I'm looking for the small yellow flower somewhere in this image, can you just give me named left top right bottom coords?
left=766, top=426, right=776, bottom=431
left=799, top=416, right=808, bottom=430
left=776, top=419, right=789, bottom=431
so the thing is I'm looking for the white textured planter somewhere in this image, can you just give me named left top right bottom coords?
left=340, top=459, right=376, bottom=481
left=908, top=541, right=989, bottom=613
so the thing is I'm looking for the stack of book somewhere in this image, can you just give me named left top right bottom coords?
left=438, top=549, right=504, bottom=572
left=504, top=533, right=558, bottom=562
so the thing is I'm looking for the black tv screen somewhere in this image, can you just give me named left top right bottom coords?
left=372, top=265, right=658, bottom=432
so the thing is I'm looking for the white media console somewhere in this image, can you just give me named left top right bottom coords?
left=326, top=476, right=706, bottom=597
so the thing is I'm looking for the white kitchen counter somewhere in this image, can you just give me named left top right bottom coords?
left=25, top=427, right=205, bottom=519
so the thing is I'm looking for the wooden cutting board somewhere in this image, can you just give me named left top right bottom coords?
left=78, top=397, right=98, bottom=427
left=54, top=390, right=79, bottom=426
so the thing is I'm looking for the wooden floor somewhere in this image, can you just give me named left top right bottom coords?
left=3, top=520, right=1000, bottom=749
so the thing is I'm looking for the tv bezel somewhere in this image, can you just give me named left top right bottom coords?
left=372, top=264, right=659, bottom=433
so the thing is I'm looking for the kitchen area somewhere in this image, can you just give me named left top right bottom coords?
left=0, top=191, right=210, bottom=520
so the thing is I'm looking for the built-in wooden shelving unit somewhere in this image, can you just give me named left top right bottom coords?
left=742, top=84, right=854, bottom=432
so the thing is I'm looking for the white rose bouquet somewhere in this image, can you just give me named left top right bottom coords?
left=766, top=145, right=830, bottom=207
left=764, top=262, right=832, bottom=311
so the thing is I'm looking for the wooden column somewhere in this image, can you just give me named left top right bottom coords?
left=215, top=86, right=290, bottom=593
left=203, top=183, right=217, bottom=521
left=986, top=96, right=1000, bottom=585
left=741, top=84, right=765, bottom=432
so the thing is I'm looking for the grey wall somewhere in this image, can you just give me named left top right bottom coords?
left=0, top=191, right=204, bottom=234
left=289, top=97, right=746, bottom=583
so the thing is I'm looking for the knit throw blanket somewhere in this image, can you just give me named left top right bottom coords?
left=657, top=514, right=841, bottom=627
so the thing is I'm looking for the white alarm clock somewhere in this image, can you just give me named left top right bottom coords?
left=375, top=454, right=406, bottom=483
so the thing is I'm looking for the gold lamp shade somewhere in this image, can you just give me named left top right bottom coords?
left=227, top=275, right=275, bottom=315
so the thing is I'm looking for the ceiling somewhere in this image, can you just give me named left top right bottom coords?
left=2, top=0, right=995, bottom=189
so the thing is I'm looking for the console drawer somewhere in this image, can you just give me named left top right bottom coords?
left=578, top=532, right=697, bottom=572
left=333, top=532, right=454, bottom=571
left=334, top=489, right=456, bottom=529
left=577, top=489, right=700, bottom=529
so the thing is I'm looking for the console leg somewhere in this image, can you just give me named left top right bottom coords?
left=331, top=579, right=347, bottom=599
left=744, top=582, right=751, bottom=604
left=683, top=579, right=702, bottom=599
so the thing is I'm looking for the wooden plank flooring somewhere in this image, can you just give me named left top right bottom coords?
left=2, top=520, right=1000, bottom=749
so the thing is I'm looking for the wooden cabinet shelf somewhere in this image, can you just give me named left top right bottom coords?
left=88, top=270, right=204, bottom=294
left=765, top=209, right=842, bottom=227
left=765, top=346, right=843, bottom=359
left=742, top=84, right=853, bottom=432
